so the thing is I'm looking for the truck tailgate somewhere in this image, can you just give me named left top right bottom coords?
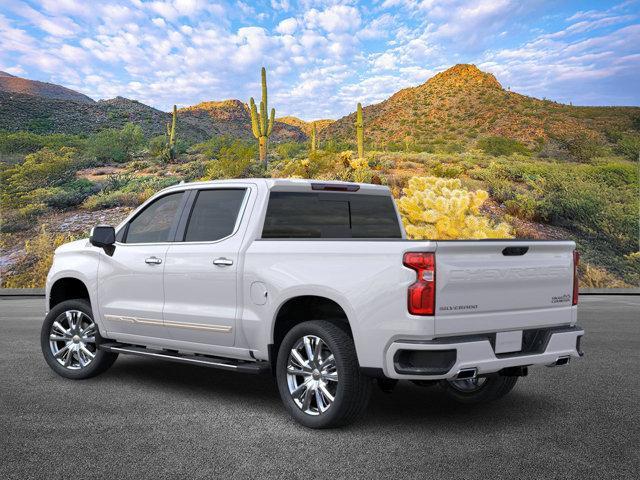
left=434, top=241, right=576, bottom=335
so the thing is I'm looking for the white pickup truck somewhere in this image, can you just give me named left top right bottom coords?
left=41, top=178, right=584, bottom=428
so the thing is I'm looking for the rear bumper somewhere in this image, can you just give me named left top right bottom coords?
left=383, top=325, right=584, bottom=380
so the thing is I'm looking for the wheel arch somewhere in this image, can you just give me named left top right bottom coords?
left=269, top=295, right=354, bottom=370
left=49, top=277, right=91, bottom=310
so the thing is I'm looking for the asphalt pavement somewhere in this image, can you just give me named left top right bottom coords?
left=1, top=296, right=638, bottom=479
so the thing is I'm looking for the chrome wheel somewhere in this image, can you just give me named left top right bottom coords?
left=48, top=310, right=96, bottom=370
left=448, top=377, right=488, bottom=393
left=286, top=335, right=338, bottom=416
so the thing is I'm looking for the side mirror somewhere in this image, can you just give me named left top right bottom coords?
left=90, top=225, right=116, bottom=248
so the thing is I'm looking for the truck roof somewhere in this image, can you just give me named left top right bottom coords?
left=159, top=178, right=392, bottom=195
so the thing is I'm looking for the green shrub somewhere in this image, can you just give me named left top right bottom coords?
left=31, top=179, right=99, bottom=208
left=174, top=161, right=206, bottom=182
left=555, top=132, right=603, bottom=162
left=505, top=194, right=539, bottom=220
left=0, top=203, right=47, bottom=232
left=27, top=117, right=54, bottom=134
left=192, top=136, right=251, bottom=159
left=432, top=163, right=463, bottom=178
left=475, top=157, right=638, bottom=255
left=148, top=135, right=167, bottom=157
left=202, top=140, right=257, bottom=179
left=82, top=190, right=147, bottom=210
left=0, top=131, right=87, bottom=154
left=439, top=142, right=465, bottom=154
left=275, top=141, right=306, bottom=160
left=615, top=133, right=640, bottom=160
left=88, top=123, right=144, bottom=162
left=477, top=136, right=529, bottom=156
left=0, top=147, right=80, bottom=209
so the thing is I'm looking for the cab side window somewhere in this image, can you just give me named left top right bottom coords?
left=183, top=189, right=246, bottom=242
left=124, top=192, right=183, bottom=243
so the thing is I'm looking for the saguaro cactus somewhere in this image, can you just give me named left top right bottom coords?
left=355, top=102, right=364, bottom=160
left=310, top=122, right=317, bottom=152
left=165, top=104, right=177, bottom=161
left=250, top=67, right=275, bottom=166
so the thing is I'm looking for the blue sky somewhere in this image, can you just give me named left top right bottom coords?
left=0, top=0, right=638, bottom=120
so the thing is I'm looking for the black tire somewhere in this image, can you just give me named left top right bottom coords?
left=440, top=374, right=518, bottom=404
left=41, top=299, right=118, bottom=379
left=276, top=320, right=371, bottom=428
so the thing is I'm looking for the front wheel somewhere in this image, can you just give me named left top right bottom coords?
left=276, top=320, right=371, bottom=428
left=440, top=374, right=518, bottom=404
left=41, top=299, right=118, bottom=379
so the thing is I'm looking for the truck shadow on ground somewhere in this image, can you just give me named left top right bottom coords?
left=101, top=355, right=559, bottom=429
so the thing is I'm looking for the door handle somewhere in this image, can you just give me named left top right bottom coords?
left=213, top=257, right=233, bottom=266
left=145, top=256, right=162, bottom=265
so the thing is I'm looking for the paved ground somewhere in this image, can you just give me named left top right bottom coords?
left=1, top=296, right=638, bottom=479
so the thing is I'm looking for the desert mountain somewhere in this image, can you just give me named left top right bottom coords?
left=277, top=116, right=334, bottom=135
left=0, top=71, right=94, bottom=104
left=2, top=65, right=637, bottom=148
left=0, top=91, right=210, bottom=141
left=179, top=100, right=306, bottom=142
left=0, top=79, right=304, bottom=143
left=321, top=64, right=639, bottom=148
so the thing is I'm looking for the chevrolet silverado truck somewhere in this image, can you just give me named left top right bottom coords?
left=41, top=179, right=584, bottom=428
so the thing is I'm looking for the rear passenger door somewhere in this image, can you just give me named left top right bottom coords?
left=162, top=186, right=252, bottom=347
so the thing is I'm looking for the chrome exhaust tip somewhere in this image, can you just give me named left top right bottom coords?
left=555, top=356, right=571, bottom=366
left=455, top=368, right=477, bottom=380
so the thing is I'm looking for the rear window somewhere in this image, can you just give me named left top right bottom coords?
left=262, top=192, right=402, bottom=238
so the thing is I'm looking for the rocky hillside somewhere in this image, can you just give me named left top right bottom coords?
left=0, top=91, right=210, bottom=141
left=277, top=116, right=334, bottom=135
left=179, top=100, right=306, bottom=142
left=0, top=74, right=306, bottom=143
left=0, top=71, right=94, bottom=104
left=321, top=64, right=640, bottom=148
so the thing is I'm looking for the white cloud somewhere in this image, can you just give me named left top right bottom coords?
left=305, top=5, right=361, bottom=33
left=371, top=52, right=397, bottom=70
left=147, top=1, right=179, bottom=21
left=481, top=22, right=640, bottom=103
left=271, top=0, right=291, bottom=11
left=174, top=0, right=207, bottom=17
left=276, top=17, right=298, bottom=35
left=1, top=65, right=26, bottom=76
left=9, top=2, right=80, bottom=37
left=358, top=13, right=396, bottom=39
left=38, top=0, right=92, bottom=18
left=0, top=13, right=36, bottom=53
left=0, top=0, right=636, bottom=118
left=57, top=44, right=90, bottom=64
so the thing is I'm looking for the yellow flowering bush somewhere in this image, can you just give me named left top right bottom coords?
left=397, top=176, right=513, bottom=239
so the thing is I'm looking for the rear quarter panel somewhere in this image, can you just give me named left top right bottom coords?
left=241, top=239, right=436, bottom=367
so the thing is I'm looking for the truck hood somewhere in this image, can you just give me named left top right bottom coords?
left=55, top=238, right=91, bottom=254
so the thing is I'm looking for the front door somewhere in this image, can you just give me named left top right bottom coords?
left=162, top=187, right=250, bottom=348
left=98, top=191, right=185, bottom=340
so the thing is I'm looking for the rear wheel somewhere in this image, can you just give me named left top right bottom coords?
left=276, top=320, right=371, bottom=428
left=41, top=299, right=118, bottom=379
left=440, top=374, right=518, bottom=404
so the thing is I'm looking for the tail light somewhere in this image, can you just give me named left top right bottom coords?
left=403, top=252, right=435, bottom=316
left=572, top=250, right=580, bottom=305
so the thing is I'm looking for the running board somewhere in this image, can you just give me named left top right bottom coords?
left=98, top=342, right=270, bottom=374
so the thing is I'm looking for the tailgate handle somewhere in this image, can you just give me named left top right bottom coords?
left=502, top=246, right=529, bottom=256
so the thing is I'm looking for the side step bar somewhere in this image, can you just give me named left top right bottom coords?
left=98, top=342, right=270, bottom=374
